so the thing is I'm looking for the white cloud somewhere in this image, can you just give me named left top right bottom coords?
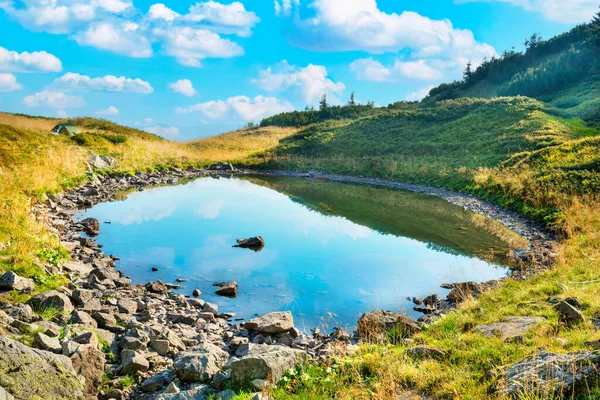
left=252, top=61, right=345, bottom=104
left=53, top=73, right=154, bottom=93
left=0, top=46, right=62, bottom=73
left=274, top=0, right=298, bottom=16
left=144, top=117, right=154, bottom=124
left=148, top=3, right=180, bottom=21
left=176, top=95, right=295, bottom=122
left=74, top=22, right=153, bottom=58
left=24, top=90, right=85, bottom=108
left=153, top=27, right=244, bottom=67
left=350, top=58, right=443, bottom=82
left=1, top=1, right=253, bottom=64
left=96, top=105, right=119, bottom=116
left=405, top=86, right=435, bottom=101
left=185, top=1, right=260, bottom=36
left=0, top=73, right=22, bottom=92
left=280, top=0, right=496, bottom=68
left=197, top=199, right=224, bottom=219
left=455, top=0, right=598, bottom=24
left=144, top=125, right=180, bottom=140
left=169, top=79, right=197, bottom=97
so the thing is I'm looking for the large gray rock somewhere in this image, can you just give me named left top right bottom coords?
left=32, top=332, right=62, bottom=354
left=0, top=387, right=14, bottom=400
left=120, top=349, right=149, bottom=375
left=231, top=344, right=308, bottom=388
left=155, top=385, right=212, bottom=400
left=475, top=317, right=543, bottom=340
left=244, top=311, right=294, bottom=334
left=499, top=351, right=600, bottom=398
left=0, top=272, right=35, bottom=292
left=88, top=154, right=116, bottom=170
left=28, top=290, right=74, bottom=313
left=0, top=337, right=84, bottom=399
left=174, top=344, right=229, bottom=383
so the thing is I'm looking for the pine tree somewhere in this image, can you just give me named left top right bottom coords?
left=319, top=94, right=328, bottom=111
left=463, top=61, right=473, bottom=83
left=348, top=92, right=357, bottom=106
left=593, top=7, right=600, bottom=45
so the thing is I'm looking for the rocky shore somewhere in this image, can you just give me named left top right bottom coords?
left=0, top=163, right=568, bottom=399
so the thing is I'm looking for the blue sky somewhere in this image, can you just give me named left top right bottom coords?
left=0, top=0, right=596, bottom=140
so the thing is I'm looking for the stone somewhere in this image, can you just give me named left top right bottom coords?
left=203, top=302, right=219, bottom=316
left=164, top=382, right=180, bottom=394
left=117, top=298, right=138, bottom=314
left=158, top=385, right=212, bottom=399
left=28, top=290, right=74, bottom=313
left=250, top=379, right=268, bottom=391
left=555, top=301, right=585, bottom=326
left=499, top=350, right=600, bottom=399
left=192, top=289, right=201, bottom=298
left=231, top=344, right=308, bottom=388
left=120, top=336, right=146, bottom=351
left=445, top=281, right=482, bottom=303
left=174, top=344, right=229, bottom=383
left=72, top=331, right=98, bottom=346
left=244, top=311, right=294, bottom=334
left=71, top=289, right=94, bottom=307
left=61, top=340, right=81, bottom=357
left=212, top=370, right=231, bottom=390
left=474, top=317, right=544, bottom=340
left=93, top=312, right=117, bottom=328
left=32, top=332, right=62, bottom=354
left=6, top=303, right=35, bottom=322
left=88, top=154, right=116, bottom=170
left=405, top=346, right=447, bottom=361
left=141, top=370, right=175, bottom=393
left=150, top=339, right=170, bottom=356
left=71, top=310, right=97, bottom=328
left=146, top=280, right=169, bottom=293
left=215, top=281, right=238, bottom=298
left=62, top=261, right=93, bottom=276
left=0, top=271, right=35, bottom=292
left=80, top=217, right=100, bottom=236
left=0, top=387, right=14, bottom=400
left=216, top=389, right=236, bottom=400
left=234, top=236, right=265, bottom=249
left=0, top=337, right=84, bottom=399
left=356, top=310, right=421, bottom=340
left=120, top=349, right=149, bottom=375
left=71, top=345, right=105, bottom=396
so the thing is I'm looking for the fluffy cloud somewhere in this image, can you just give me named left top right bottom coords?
left=74, top=22, right=153, bottom=58
left=0, top=73, right=22, bottom=91
left=24, top=90, right=85, bottom=108
left=153, top=27, right=244, bottom=67
left=350, top=58, right=442, bottom=82
left=274, top=0, right=299, bottom=16
left=144, top=125, right=180, bottom=140
left=96, top=106, right=120, bottom=116
left=1, top=1, right=256, bottom=65
left=279, top=0, right=496, bottom=73
left=176, top=95, right=295, bottom=122
left=0, top=46, right=62, bottom=73
left=185, top=1, right=259, bottom=36
left=405, top=86, right=435, bottom=101
left=169, top=79, right=197, bottom=97
left=252, top=61, right=345, bottom=104
left=455, top=0, right=598, bottom=24
left=53, top=73, right=154, bottom=93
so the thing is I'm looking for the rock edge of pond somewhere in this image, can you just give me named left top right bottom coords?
left=0, top=163, right=559, bottom=399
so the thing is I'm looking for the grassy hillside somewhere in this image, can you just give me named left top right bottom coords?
left=0, top=112, right=295, bottom=298
left=423, top=21, right=600, bottom=126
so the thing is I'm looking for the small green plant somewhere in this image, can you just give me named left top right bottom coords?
left=33, top=305, right=64, bottom=321
left=38, top=247, right=68, bottom=267
left=117, top=376, right=135, bottom=389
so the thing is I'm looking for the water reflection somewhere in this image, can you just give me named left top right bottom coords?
left=78, top=176, right=525, bottom=330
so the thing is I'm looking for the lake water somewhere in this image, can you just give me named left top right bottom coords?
left=77, top=175, right=526, bottom=331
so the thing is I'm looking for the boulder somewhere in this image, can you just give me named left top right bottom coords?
left=145, top=280, right=169, bottom=294
left=555, top=301, right=585, bottom=326
left=499, top=350, right=600, bottom=398
left=244, top=311, right=294, bottom=334
left=445, top=281, right=482, bottom=303
left=28, top=290, right=74, bottom=313
left=203, top=302, right=219, bottom=316
left=71, top=310, right=97, bottom=328
left=356, top=310, right=420, bottom=340
left=141, top=370, right=175, bottom=393
left=0, top=387, right=14, bottom=400
left=117, top=298, right=137, bottom=314
left=234, top=236, right=265, bottom=250
left=150, top=339, right=170, bottom=356
left=157, top=385, right=212, bottom=400
left=174, top=344, right=229, bottom=383
left=0, top=272, right=35, bottom=293
left=80, top=218, right=100, bottom=236
left=231, top=344, right=308, bottom=388
left=71, top=289, right=94, bottom=307
left=0, top=337, right=84, bottom=399
left=72, top=331, right=98, bottom=346
left=88, top=154, right=116, bottom=170
left=71, top=345, right=105, bottom=396
left=120, top=349, right=149, bottom=375
left=475, top=317, right=544, bottom=341
left=32, top=332, right=62, bottom=354
left=214, top=281, right=238, bottom=298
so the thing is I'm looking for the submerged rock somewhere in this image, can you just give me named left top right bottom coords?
left=214, top=281, right=238, bottom=298
left=80, top=217, right=100, bottom=236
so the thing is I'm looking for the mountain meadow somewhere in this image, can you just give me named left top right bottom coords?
left=1, top=14, right=600, bottom=400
